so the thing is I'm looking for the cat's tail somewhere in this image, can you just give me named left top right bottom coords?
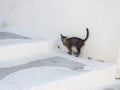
left=83, top=28, right=89, bottom=41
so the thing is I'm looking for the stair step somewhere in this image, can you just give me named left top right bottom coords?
left=0, top=39, right=55, bottom=63
left=0, top=56, right=116, bottom=90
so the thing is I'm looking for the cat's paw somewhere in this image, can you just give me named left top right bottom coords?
left=75, top=55, right=79, bottom=57
left=74, top=52, right=79, bottom=57
left=68, top=51, right=72, bottom=55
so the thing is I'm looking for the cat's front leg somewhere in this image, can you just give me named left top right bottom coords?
left=67, top=46, right=72, bottom=55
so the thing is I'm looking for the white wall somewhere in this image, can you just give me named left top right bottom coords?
left=116, top=0, right=120, bottom=78
left=0, top=0, right=119, bottom=62
left=116, top=49, right=120, bottom=78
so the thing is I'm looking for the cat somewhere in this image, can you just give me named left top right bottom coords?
left=60, top=28, right=89, bottom=57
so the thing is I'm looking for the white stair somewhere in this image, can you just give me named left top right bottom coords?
left=0, top=57, right=116, bottom=90
left=0, top=39, right=55, bottom=67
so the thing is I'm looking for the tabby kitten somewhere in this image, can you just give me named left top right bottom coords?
left=60, top=28, right=89, bottom=57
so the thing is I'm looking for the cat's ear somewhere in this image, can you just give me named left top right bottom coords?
left=60, top=34, right=63, bottom=37
left=60, top=34, right=67, bottom=38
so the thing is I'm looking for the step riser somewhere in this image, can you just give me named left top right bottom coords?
left=0, top=41, right=55, bottom=61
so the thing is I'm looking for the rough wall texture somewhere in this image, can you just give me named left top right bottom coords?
left=0, top=0, right=119, bottom=62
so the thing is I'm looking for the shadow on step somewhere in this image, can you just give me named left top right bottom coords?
left=0, top=56, right=86, bottom=80
left=0, top=32, right=31, bottom=39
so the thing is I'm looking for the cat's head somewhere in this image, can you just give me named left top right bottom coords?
left=60, top=34, right=68, bottom=44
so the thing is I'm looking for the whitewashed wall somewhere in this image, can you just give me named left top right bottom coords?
left=116, top=0, right=120, bottom=78
left=116, top=49, right=120, bottom=79
left=0, top=0, right=119, bottom=62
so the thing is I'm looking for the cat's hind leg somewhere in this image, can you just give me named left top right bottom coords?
left=75, top=47, right=81, bottom=57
